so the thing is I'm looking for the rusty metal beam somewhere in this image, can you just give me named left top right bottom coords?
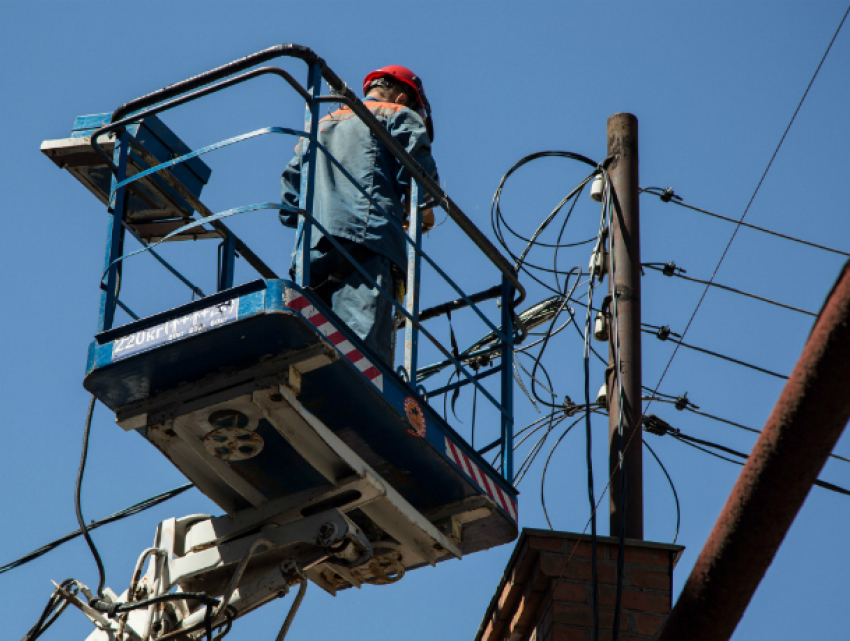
left=658, top=260, right=850, bottom=641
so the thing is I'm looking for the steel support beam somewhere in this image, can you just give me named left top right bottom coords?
left=658, top=260, right=850, bottom=641
left=606, top=113, right=643, bottom=539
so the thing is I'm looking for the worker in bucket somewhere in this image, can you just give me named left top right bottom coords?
left=280, top=65, right=439, bottom=366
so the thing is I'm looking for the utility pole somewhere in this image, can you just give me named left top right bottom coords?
left=606, top=113, right=643, bottom=539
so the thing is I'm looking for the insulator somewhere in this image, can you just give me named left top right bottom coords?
left=594, top=311, right=609, bottom=342
left=590, top=174, right=604, bottom=202
left=596, top=382, right=608, bottom=407
left=589, top=249, right=608, bottom=279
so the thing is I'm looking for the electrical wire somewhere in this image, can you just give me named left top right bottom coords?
left=640, top=0, right=850, bottom=433
left=490, top=151, right=598, bottom=299
left=554, top=189, right=589, bottom=294
left=417, top=293, right=577, bottom=382
left=539, top=414, right=587, bottom=527
left=644, top=328, right=789, bottom=380
left=518, top=349, right=559, bottom=405
left=92, top=592, right=220, bottom=641
left=1, top=483, right=194, bottom=576
left=20, top=580, right=82, bottom=641
left=74, top=395, right=106, bottom=599
left=513, top=414, right=567, bottom=483
left=643, top=391, right=850, bottom=466
left=641, top=187, right=850, bottom=260
left=482, top=153, right=639, bottom=641
left=643, top=440, right=680, bottom=544
left=683, top=405, right=850, bottom=465
left=513, top=359, right=541, bottom=413
left=490, top=151, right=596, bottom=252
left=584, top=186, right=609, bottom=641
left=602, top=171, right=628, bottom=641
left=485, top=149, right=612, bottom=635
left=647, top=421, right=850, bottom=497
left=676, top=435, right=850, bottom=498
left=643, top=263, right=817, bottom=317
left=529, top=269, right=585, bottom=408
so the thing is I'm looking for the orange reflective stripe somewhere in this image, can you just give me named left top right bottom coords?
left=365, top=101, right=406, bottom=113
left=317, top=101, right=405, bottom=127
left=320, top=107, right=355, bottom=123
left=312, top=100, right=408, bottom=138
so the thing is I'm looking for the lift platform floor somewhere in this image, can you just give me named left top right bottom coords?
left=84, top=279, right=518, bottom=574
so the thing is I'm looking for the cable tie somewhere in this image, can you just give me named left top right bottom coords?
left=656, top=326, right=671, bottom=341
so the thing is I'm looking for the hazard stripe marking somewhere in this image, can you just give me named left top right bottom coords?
left=286, top=293, right=384, bottom=392
left=444, top=437, right=517, bottom=522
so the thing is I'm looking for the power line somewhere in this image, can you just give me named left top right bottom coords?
left=641, top=189, right=850, bottom=260
left=643, top=262, right=817, bottom=317
left=644, top=328, right=789, bottom=380
left=643, top=415, right=850, bottom=498
left=1, top=483, right=194, bottom=576
left=683, top=405, right=850, bottom=465
left=641, top=2, right=849, bottom=416
left=642, top=393, right=850, bottom=466
left=674, top=433, right=850, bottom=497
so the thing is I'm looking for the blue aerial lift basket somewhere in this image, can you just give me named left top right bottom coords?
left=43, top=45, right=526, bottom=628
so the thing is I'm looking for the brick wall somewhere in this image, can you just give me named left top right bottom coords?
left=475, top=529, right=683, bottom=641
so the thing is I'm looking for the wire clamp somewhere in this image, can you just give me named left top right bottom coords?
left=662, top=261, right=686, bottom=277
left=675, top=392, right=697, bottom=411
left=643, top=414, right=678, bottom=437
left=660, top=187, right=678, bottom=203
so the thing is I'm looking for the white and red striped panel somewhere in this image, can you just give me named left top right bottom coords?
left=444, top=437, right=518, bottom=522
left=287, top=293, right=384, bottom=392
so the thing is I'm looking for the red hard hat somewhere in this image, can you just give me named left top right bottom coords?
left=363, top=65, right=434, bottom=141
left=363, top=65, right=426, bottom=110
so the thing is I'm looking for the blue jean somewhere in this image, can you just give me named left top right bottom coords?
left=307, top=238, right=396, bottom=367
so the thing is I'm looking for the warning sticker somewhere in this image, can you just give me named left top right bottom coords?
left=404, top=396, right=426, bottom=438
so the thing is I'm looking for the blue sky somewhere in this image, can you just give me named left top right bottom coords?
left=2, top=2, right=849, bottom=640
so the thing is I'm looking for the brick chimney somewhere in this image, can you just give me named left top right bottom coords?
left=475, top=529, right=684, bottom=641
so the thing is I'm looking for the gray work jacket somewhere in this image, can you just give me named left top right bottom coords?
left=280, top=96, right=439, bottom=270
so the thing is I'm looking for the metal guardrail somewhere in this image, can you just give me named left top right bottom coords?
left=88, top=44, right=519, bottom=481
left=101, top=44, right=525, bottom=306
